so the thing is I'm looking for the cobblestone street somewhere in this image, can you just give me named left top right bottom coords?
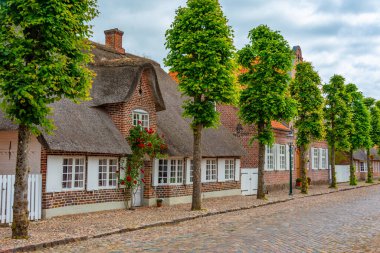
left=33, top=184, right=380, bottom=253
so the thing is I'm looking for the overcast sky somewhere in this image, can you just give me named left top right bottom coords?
left=91, top=0, right=380, bottom=99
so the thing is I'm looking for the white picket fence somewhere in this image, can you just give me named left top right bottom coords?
left=0, top=174, right=42, bottom=224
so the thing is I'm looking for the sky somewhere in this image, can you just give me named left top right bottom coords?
left=91, top=0, right=380, bottom=99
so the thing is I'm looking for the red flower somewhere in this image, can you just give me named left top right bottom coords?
left=120, top=180, right=125, bottom=185
left=127, top=175, right=132, bottom=182
left=141, top=178, right=145, bottom=184
left=127, top=166, right=132, bottom=173
left=138, top=120, right=142, bottom=125
left=140, top=169, right=145, bottom=174
left=134, top=180, right=137, bottom=184
left=138, top=143, right=145, bottom=148
left=147, top=142, right=152, bottom=147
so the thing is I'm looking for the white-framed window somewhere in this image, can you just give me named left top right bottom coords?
left=265, top=146, right=274, bottom=170
left=279, top=145, right=286, bottom=170
left=158, top=159, right=183, bottom=185
left=132, top=109, right=149, bottom=128
left=321, top=149, right=327, bottom=169
left=206, top=159, right=217, bottom=182
left=62, top=158, right=85, bottom=190
left=313, top=148, right=319, bottom=169
left=189, top=160, right=193, bottom=183
left=225, top=159, right=235, bottom=180
left=360, top=162, right=366, bottom=172
left=98, top=158, right=118, bottom=188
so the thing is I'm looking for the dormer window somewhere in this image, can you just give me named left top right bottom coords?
left=132, top=109, right=149, bottom=128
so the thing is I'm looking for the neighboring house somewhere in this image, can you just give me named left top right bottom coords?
left=336, top=148, right=380, bottom=181
left=0, top=28, right=245, bottom=218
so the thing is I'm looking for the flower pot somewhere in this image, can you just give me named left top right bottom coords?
left=156, top=199, right=163, bottom=207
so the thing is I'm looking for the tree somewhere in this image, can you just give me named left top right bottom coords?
left=237, top=25, right=296, bottom=199
left=323, top=75, right=351, bottom=188
left=363, top=97, right=380, bottom=183
left=290, top=62, right=324, bottom=194
left=164, top=0, right=236, bottom=210
left=346, top=84, right=371, bottom=185
left=0, top=0, right=98, bottom=238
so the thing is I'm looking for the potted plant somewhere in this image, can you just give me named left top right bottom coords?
left=296, top=178, right=302, bottom=187
left=156, top=198, right=163, bottom=207
left=307, top=177, right=311, bottom=185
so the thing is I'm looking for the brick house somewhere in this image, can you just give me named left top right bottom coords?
left=217, top=45, right=329, bottom=191
left=0, top=28, right=245, bottom=218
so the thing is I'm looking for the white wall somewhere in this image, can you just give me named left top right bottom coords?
left=0, top=131, right=41, bottom=175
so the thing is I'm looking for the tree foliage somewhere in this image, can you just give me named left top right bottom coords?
left=323, top=75, right=351, bottom=188
left=238, top=25, right=296, bottom=198
left=290, top=61, right=324, bottom=193
left=346, top=83, right=371, bottom=185
left=0, top=0, right=98, bottom=238
left=164, top=0, right=236, bottom=210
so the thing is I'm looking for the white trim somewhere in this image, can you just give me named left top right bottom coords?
left=156, top=158, right=185, bottom=186
left=205, top=159, right=217, bottom=182
left=132, top=109, right=149, bottom=128
left=217, top=158, right=226, bottom=182
left=61, top=156, right=86, bottom=191
left=235, top=159, right=240, bottom=181
left=97, top=157, right=119, bottom=190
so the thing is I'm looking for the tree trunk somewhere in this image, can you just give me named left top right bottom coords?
left=330, top=144, right=337, bottom=188
left=349, top=149, right=357, bottom=185
left=12, top=124, right=31, bottom=239
left=257, top=122, right=266, bottom=199
left=366, top=148, right=373, bottom=183
left=300, top=144, right=308, bottom=194
left=191, top=124, right=203, bottom=210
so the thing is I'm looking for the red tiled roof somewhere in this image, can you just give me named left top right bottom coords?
left=271, top=121, right=290, bottom=131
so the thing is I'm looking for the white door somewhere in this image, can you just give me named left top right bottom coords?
left=241, top=168, right=258, bottom=195
left=133, top=185, right=143, bottom=207
left=336, top=165, right=350, bottom=183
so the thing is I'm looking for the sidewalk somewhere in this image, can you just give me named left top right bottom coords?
left=1, top=181, right=379, bottom=252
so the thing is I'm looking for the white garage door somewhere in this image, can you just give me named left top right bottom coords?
left=336, top=165, right=350, bottom=183
left=241, top=168, right=258, bottom=195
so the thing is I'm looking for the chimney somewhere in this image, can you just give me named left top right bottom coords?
left=104, top=28, right=125, bottom=54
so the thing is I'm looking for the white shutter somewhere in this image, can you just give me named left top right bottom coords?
left=87, top=157, right=99, bottom=191
left=185, top=158, right=192, bottom=184
left=311, top=147, right=315, bottom=170
left=325, top=148, right=329, bottom=170
left=152, top=159, right=159, bottom=186
left=275, top=144, right=280, bottom=171
left=285, top=144, right=290, bottom=170
left=235, top=159, right=241, bottom=181
left=217, top=158, right=225, bottom=182
left=119, top=158, right=126, bottom=188
left=46, top=156, right=63, bottom=192
left=364, top=162, right=368, bottom=172
left=318, top=148, right=323, bottom=170
left=201, top=159, right=207, bottom=182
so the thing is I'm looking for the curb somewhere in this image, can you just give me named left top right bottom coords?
left=2, top=182, right=380, bottom=253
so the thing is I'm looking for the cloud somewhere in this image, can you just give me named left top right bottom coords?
left=91, top=0, right=380, bottom=99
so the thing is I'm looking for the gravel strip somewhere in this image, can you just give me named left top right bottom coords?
left=1, top=181, right=379, bottom=252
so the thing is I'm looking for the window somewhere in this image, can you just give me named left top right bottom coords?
left=98, top=158, right=118, bottom=188
left=266, top=146, right=274, bottom=170
left=189, top=160, right=193, bottom=183
left=321, top=149, right=327, bottom=169
left=158, top=159, right=183, bottom=185
left=313, top=148, right=319, bottom=169
left=279, top=145, right=286, bottom=170
left=225, top=159, right=235, bottom=180
left=62, top=158, right=85, bottom=190
left=360, top=162, right=366, bottom=172
left=206, top=159, right=217, bottom=181
left=132, top=109, right=149, bottom=128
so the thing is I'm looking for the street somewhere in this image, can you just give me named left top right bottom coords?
left=37, top=185, right=380, bottom=253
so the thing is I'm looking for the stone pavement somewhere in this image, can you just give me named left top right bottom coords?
left=34, top=183, right=380, bottom=253
left=0, top=181, right=379, bottom=252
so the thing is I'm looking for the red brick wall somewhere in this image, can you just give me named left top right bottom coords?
left=104, top=69, right=158, bottom=136
left=41, top=148, right=124, bottom=210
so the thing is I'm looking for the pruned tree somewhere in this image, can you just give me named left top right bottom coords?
left=323, top=75, right=351, bottom=188
left=238, top=25, right=296, bottom=199
left=346, top=84, right=371, bottom=185
left=164, top=0, right=236, bottom=210
left=0, top=0, right=98, bottom=238
left=290, top=62, right=324, bottom=194
left=363, top=97, right=380, bottom=183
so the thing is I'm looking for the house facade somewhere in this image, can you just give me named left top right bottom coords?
left=0, top=28, right=245, bottom=218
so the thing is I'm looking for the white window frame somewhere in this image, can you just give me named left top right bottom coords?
left=360, top=162, right=366, bottom=172
left=279, top=145, right=286, bottom=170
left=205, top=159, right=217, bottom=182
left=225, top=159, right=235, bottom=180
left=312, top=148, right=319, bottom=170
left=98, top=158, right=118, bottom=189
left=158, top=158, right=184, bottom=185
left=265, top=145, right=275, bottom=171
left=62, top=157, right=85, bottom=191
left=132, top=109, right=149, bottom=128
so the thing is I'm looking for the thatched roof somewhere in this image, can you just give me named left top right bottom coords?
left=354, top=148, right=380, bottom=161
left=154, top=66, right=245, bottom=157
